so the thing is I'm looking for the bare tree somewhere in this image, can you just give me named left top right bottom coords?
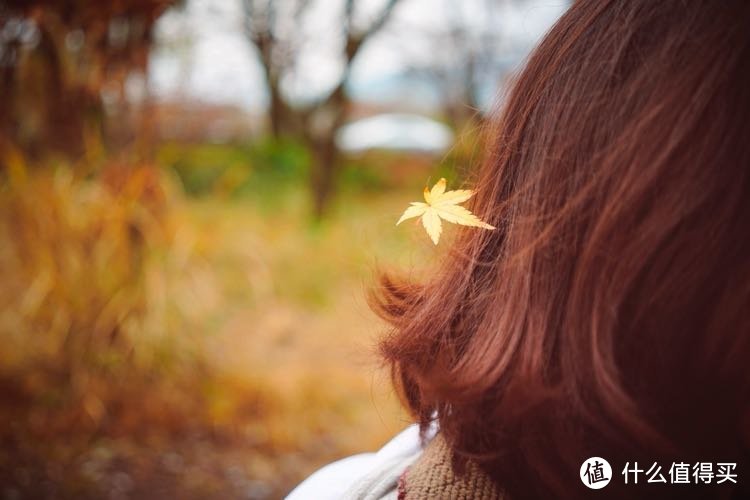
left=242, top=0, right=308, bottom=138
left=397, top=0, right=522, bottom=129
left=242, top=0, right=401, bottom=218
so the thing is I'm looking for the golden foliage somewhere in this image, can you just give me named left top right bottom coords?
left=1, top=158, right=183, bottom=374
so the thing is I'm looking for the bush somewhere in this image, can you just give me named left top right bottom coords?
left=0, top=160, right=190, bottom=374
left=156, top=138, right=310, bottom=200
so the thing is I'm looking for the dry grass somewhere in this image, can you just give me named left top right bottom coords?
left=0, top=152, right=448, bottom=498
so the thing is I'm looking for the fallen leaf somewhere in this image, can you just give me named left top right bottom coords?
left=396, top=178, right=495, bottom=244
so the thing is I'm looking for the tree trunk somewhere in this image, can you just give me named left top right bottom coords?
left=309, top=135, right=339, bottom=220
left=268, top=83, right=288, bottom=138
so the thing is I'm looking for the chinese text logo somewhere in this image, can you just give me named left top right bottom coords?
left=580, top=457, right=612, bottom=489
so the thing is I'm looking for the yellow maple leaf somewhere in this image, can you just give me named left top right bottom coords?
left=396, top=178, right=495, bottom=244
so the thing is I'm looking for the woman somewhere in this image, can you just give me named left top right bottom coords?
left=289, top=0, right=750, bottom=498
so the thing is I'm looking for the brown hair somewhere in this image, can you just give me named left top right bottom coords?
left=369, top=1, right=750, bottom=498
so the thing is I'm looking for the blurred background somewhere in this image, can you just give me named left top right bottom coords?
left=0, top=0, right=567, bottom=498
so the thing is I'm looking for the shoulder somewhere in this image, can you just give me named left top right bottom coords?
left=286, top=423, right=435, bottom=500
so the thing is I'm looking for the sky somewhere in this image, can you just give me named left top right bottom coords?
left=148, top=0, right=569, bottom=113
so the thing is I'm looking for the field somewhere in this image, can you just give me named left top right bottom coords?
left=0, top=141, right=466, bottom=498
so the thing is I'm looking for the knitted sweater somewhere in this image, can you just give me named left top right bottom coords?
left=396, top=435, right=503, bottom=500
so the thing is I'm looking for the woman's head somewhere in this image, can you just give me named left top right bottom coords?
left=370, top=0, right=750, bottom=498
